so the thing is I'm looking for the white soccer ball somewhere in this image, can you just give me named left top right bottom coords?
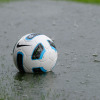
left=13, top=33, right=58, bottom=73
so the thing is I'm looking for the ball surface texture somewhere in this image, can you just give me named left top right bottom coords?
left=13, top=33, right=58, bottom=73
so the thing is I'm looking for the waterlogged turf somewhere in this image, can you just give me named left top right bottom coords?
left=0, top=0, right=100, bottom=100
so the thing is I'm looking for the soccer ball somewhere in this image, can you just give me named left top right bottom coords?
left=13, top=33, right=58, bottom=73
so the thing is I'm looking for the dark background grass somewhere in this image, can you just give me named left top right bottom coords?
left=68, top=0, right=100, bottom=4
left=56, top=0, right=100, bottom=4
left=1, top=0, right=100, bottom=4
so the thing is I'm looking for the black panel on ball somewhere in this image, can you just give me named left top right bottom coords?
left=32, top=68, right=43, bottom=73
left=17, top=53, right=25, bottom=73
left=48, top=40, right=56, bottom=49
left=32, top=43, right=44, bottom=60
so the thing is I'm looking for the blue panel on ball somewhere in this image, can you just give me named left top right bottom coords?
left=39, top=48, right=46, bottom=59
left=51, top=46, right=57, bottom=52
left=17, top=52, right=25, bottom=73
left=32, top=67, right=47, bottom=73
left=40, top=67, right=47, bottom=72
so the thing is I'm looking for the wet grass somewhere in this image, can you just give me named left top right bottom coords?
left=0, top=72, right=62, bottom=100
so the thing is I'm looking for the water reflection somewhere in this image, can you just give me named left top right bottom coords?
left=13, top=72, right=56, bottom=99
left=14, top=71, right=56, bottom=82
